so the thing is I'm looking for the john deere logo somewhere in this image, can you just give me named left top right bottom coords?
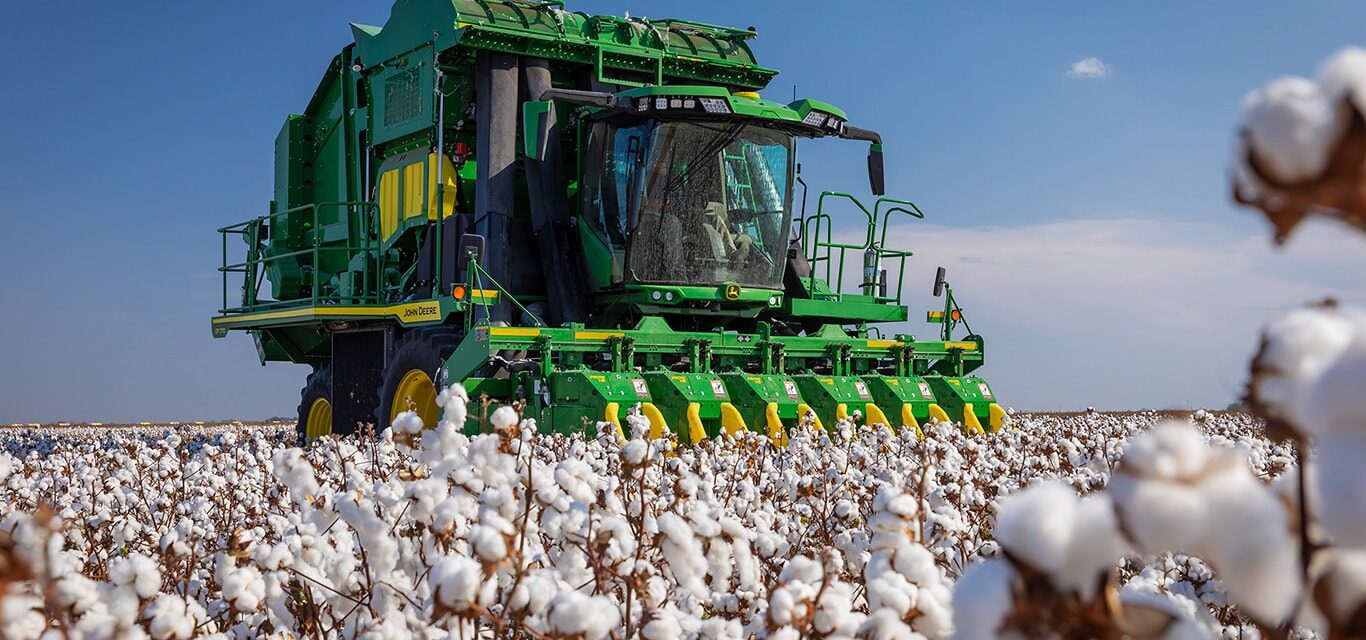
left=724, top=284, right=741, bottom=300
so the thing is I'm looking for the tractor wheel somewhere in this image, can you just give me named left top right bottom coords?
left=296, top=365, right=333, bottom=443
left=375, top=327, right=463, bottom=433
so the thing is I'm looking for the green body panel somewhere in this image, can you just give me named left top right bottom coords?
left=792, top=374, right=871, bottom=429
left=719, top=373, right=805, bottom=430
left=861, top=374, right=936, bottom=427
left=642, top=372, right=732, bottom=439
left=926, top=376, right=997, bottom=423
left=545, top=371, right=651, bottom=434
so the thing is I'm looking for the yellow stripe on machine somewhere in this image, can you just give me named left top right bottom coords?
left=945, top=341, right=978, bottom=351
left=489, top=326, right=541, bottom=337
left=212, top=301, right=443, bottom=326
left=575, top=331, right=626, bottom=341
left=867, top=340, right=900, bottom=349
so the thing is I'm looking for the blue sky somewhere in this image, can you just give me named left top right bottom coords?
left=3, top=2, right=1366, bottom=422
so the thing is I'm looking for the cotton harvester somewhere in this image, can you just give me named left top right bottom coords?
left=212, top=0, right=1006, bottom=442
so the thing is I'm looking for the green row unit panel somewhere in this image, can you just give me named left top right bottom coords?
left=792, top=374, right=874, bottom=431
left=642, top=372, right=744, bottom=443
left=925, top=376, right=1003, bottom=433
left=543, top=370, right=652, bottom=436
left=861, top=375, right=937, bottom=429
left=718, top=372, right=805, bottom=439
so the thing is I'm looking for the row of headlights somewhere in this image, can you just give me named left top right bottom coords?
left=645, top=289, right=783, bottom=307
left=634, top=96, right=733, bottom=114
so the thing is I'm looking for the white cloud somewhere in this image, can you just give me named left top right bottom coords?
left=1066, top=56, right=1112, bottom=79
left=857, top=217, right=1366, bottom=411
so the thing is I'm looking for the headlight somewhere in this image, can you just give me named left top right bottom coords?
left=699, top=98, right=731, bottom=114
left=803, top=110, right=829, bottom=127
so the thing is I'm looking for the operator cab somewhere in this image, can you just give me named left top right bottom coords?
left=580, top=118, right=795, bottom=291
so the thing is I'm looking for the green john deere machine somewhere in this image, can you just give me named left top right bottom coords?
left=212, top=0, right=1006, bottom=442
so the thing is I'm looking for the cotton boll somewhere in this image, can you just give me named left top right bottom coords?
left=1108, top=474, right=1208, bottom=553
left=856, top=608, right=918, bottom=640
left=992, top=481, right=1076, bottom=573
left=1302, top=328, right=1366, bottom=438
left=1114, top=589, right=1209, bottom=640
left=1053, top=494, right=1128, bottom=597
left=1253, top=307, right=1359, bottom=434
left=1196, top=459, right=1300, bottom=624
left=545, top=591, right=620, bottom=640
left=220, top=565, right=266, bottom=612
left=1119, top=421, right=1210, bottom=480
left=490, top=406, right=519, bottom=431
left=142, top=594, right=206, bottom=640
left=1241, top=76, right=1342, bottom=183
left=108, top=553, right=161, bottom=599
left=429, top=555, right=484, bottom=611
left=1317, top=46, right=1366, bottom=114
left=1313, top=431, right=1366, bottom=546
left=951, top=559, right=1016, bottom=640
left=1309, top=547, right=1366, bottom=630
left=623, top=439, right=649, bottom=466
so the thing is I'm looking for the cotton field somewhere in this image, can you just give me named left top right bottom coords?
left=0, top=402, right=1341, bottom=640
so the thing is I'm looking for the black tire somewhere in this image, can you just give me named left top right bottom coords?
left=374, top=327, right=463, bottom=433
left=296, top=365, right=333, bottom=444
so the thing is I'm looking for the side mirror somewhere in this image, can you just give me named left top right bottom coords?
left=456, top=233, right=486, bottom=281
left=933, top=266, right=947, bottom=297
left=867, top=143, right=885, bottom=196
left=522, top=100, right=554, bottom=161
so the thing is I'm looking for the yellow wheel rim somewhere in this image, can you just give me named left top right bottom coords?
left=391, top=368, right=439, bottom=429
left=305, top=397, right=332, bottom=439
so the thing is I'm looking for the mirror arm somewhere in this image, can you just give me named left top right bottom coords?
left=537, top=88, right=621, bottom=108
left=839, top=125, right=882, bottom=144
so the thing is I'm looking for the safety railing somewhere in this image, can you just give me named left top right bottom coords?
left=799, top=192, right=925, bottom=306
left=218, top=202, right=382, bottom=315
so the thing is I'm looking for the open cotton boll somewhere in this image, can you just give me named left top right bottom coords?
left=1254, top=307, right=1359, bottom=434
left=142, top=594, right=207, bottom=640
left=992, top=481, right=1077, bottom=573
left=108, top=554, right=161, bottom=600
left=1109, top=422, right=1214, bottom=553
left=1052, top=493, right=1128, bottom=596
left=545, top=591, right=620, bottom=640
left=430, top=554, right=484, bottom=610
left=951, top=559, right=1016, bottom=640
left=1241, top=76, right=1342, bottom=183
left=1302, top=326, right=1366, bottom=437
left=1310, top=547, right=1366, bottom=629
left=1317, top=47, right=1366, bottom=114
left=489, top=406, right=519, bottom=430
left=1114, top=589, right=1209, bottom=640
left=1313, top=431, right=1366, bottom=547
left=1195, top=458, right=1300, bottom=624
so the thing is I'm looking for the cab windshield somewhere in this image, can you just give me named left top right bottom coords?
left=581, top=120, right=795, bottom=289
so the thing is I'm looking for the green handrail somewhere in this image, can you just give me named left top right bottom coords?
left=218, top=201, right=380, bottom=315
